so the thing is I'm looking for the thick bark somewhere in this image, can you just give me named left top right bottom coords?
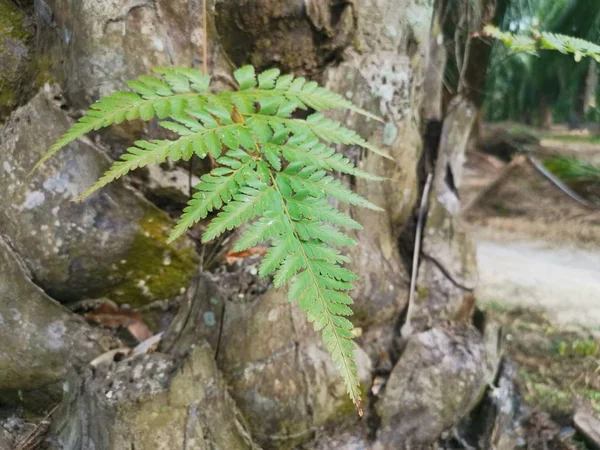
left=0, top=90, right=197, bottom=305
left=45, top=343, right=258, bottom=450
left=458, top=0, right=510, bottom=107
left=0, top=237, right=111, bottom=413
left=570, top=62, right=591, bottom=129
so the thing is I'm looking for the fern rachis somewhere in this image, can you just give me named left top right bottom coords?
left=39, top=65, right=390, bottom=413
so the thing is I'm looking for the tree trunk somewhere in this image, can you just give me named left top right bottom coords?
left=0, top=0, right=510, bottom=449
left=570, top=60, right=593, bottom=128
left=540, top=94, right=554, bottom=129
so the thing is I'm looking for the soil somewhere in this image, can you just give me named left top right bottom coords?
left=475, top=237, right=600, bottom=328
left=462, top=127, right=600, bottom=326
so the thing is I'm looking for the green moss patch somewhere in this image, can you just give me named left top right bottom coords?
left=0, top=0, right=30, bottom=41
left=0, top=0, right=32, bottom=117
left=106, top=208, right=197, bottom=307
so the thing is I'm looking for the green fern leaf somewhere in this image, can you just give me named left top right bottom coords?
left=258, top=235, right=296, bottom=277
left=287, top=196, right=362, bottom=230
left=201, top=181, right=276, bottom=243
left=262, top=183, right=363, bottom=409
left=35, top=73, right=215, bottom=172
left=78, top=123, right=249, bottom=201
left=305, top=113, right=392, bottom=160
left=273, top=252, right=306, bottom=288
left=288, top=261, right=363, bottom=408
left=233, top=211, right=286, bottom=251
left=229, top=66, right=383, bottom=122
left=76, top=140, right=171, bottom=201
left=247, top=114, right=392, bottom=160
left=484, top=25, right=600, bottom=62
left=257, top=68, right=280, bottom=89
left=234, top=65, right=257, bottom=90
left=168, top=153, right=256, bottom=243
left=272, top=135, right=383, bottom=181
left=295, top=220, right=357, bottom=247
left=42, top=64, right=396, bottom=412
left=279, top=165, right=383, bottom=211
left=301, top=241, right=351, bottom=264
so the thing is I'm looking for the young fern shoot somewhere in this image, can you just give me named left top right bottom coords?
left=39, top=65, right=390, bottom=412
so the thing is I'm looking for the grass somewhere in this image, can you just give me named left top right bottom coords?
left=548, top=134, right=600, bottom=145
left=543, top=156, right=600, bottom=184
left=507, top=124, right=545, bottom=138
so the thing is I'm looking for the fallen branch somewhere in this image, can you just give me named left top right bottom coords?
left=14, top=405, right=58, bottom=450
left=461, top=155, right=526, bottom=215
left=527, top=155, right=599, bottom=209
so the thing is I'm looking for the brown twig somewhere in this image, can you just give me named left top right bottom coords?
left=401, top=172, right=433, bottom=338
left=14, top=405, right=58, bottom=450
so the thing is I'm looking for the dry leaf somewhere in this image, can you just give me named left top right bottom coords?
left=126, top=320, right=153, bottom=342
left=85, top=302, right=153, bottom=343
left=225, top=246, right=268, bottom=265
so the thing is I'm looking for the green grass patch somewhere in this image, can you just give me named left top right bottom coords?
left=549, top=134, right=600, bottom=145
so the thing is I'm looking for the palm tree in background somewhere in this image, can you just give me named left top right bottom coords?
left=485, top=0, right=600, bottom=127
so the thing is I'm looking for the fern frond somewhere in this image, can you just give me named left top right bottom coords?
left=247, top=113, right=392, bottom=160
left=201, top=181, right=276, bottom=243
left=76, top=122, right=250, bottom=201
left=301, top=241, right=351, bottom=265
left=305, top=113, right=392, bottom=160
left=233, top=211, right=286, bottom=251
left=258, top=235, right=297, bottom=277
left=287, top=196, right=363, bottom=230
left=287, top=251, right=362, bottom=407
left=295, top=221, right=357, bottom=247
left=76, top=140, right=171, bottom=201
left=265, top=186, right=363, bottom=409
left=43, top=64, right=392, bottom=412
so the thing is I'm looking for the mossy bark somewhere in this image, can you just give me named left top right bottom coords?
left=0, top=0, right=32, bottom=119
left=0, top=90, right=197, bottom=306
left=0, top=237, right=111, bottom=413
left=46, top=344, right=258, bottom=450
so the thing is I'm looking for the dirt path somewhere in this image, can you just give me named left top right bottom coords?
left=475, top=234, right=600, bottom=328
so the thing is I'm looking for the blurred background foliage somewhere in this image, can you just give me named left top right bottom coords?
left=484, top=0, right=600, bottom=126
